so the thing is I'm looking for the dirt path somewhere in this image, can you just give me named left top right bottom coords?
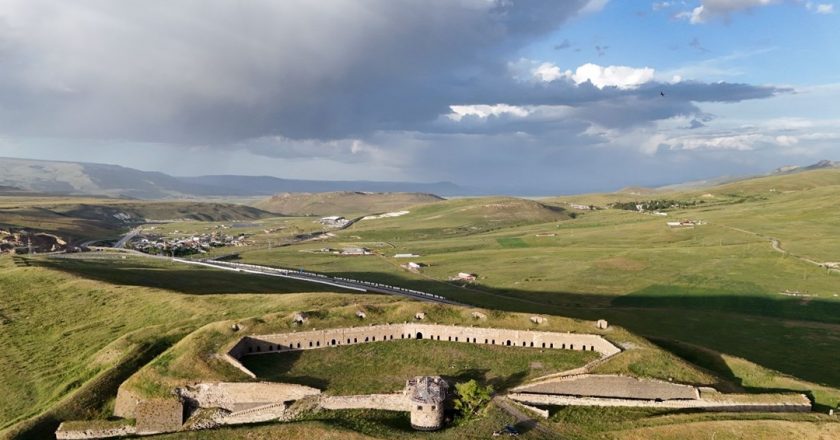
left=493, top=396, right=556, bottom=438
left=718, top=224, right=838, bottom=273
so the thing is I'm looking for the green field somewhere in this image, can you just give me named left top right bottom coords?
left=242, top=340, right=599, bottom=395
left=3, top=169, right=840, bottom=439
left=223, top=170, right=840, bottom=404
left=0, top=255, right=380, bottom=438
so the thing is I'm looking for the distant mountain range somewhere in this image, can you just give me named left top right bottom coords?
left=771, top=159, right=840, bottom=175
left=0, top=157, right=462, bottom=199
left=1, top=156, right=837, bottom=199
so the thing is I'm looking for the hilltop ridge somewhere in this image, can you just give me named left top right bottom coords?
left=253, top=191, right=444, bottom=216
left=0, top=157, right=463, bottom=199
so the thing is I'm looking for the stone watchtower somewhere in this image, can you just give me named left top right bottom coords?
left=405, top=376, right=448, bottom=431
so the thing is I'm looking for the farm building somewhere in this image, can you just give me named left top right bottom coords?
left=451, top=272, right=477, bottom=282
left=341, top=247, right=371, bottom=256
left=320, top=216, right=350, bottom=227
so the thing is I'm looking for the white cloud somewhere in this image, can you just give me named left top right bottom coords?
left=527, top=61, right=656, bottom=89
left=533, top=62, right=565, bottom=82
left=447, top=104, right=531, bottom=121
left=652, top=2, right=673, bottom=11
left=580, top=0, right=610, bottom=14
left=658, top=47, right=775, bottom=81
left=561, top=63, right=656, bottom=89
left=671, top=133, right=767, bottom=151
left=683, top=0, right=834, bottom=23
left=683, top=0, right=779, bottom=24
left=806, top=2, right=835, bottom=14
left=816, top=3, right=834, bottom=13
left=774, top=135, right=799, bottom=146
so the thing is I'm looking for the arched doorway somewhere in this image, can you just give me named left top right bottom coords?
left=416, top=332, right=423, bottom=339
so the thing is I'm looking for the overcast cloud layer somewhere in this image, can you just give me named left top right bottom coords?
left=0, top=0, right=838, bottom=193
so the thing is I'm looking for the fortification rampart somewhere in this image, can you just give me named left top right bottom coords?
left=320, top=394, right=409, bottom=411
left=55, top=424, right=136, bottom=440
left=177, top=382, right=321, bottom=412
left=508, top=392, right=812, bottom=412
left=229, top=323, right=620, bottom=368
left=513, top=374, right=700, bottom=400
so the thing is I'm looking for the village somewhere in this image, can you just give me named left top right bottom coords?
left=128, top=230, right=252, bottom=256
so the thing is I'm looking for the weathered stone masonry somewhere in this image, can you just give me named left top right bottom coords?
left=227, top=323, right=621, bottom=369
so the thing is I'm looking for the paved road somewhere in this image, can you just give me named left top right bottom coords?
left=181, top=258, right=463, bottom=305
left=54, top=247, right=462, bottom=305
left=113, top=227, right=142, bottom=249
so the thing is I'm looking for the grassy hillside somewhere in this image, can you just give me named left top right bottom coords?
left=0, top=196, right=273, bottom=243
left=219, top=169, right=840, bottom=405
left=243, top=340, right=598, bottom=395
left=253, top=191, right=444, bottom=216
left=0, top=254, right=367, bottom=436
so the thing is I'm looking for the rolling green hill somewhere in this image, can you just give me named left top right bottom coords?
left=0, top=197, right=273, bottom=243
left=228, top=169, right=840, bottom=405
left=252, top=191, right=444, bottom=216
left=3, top=169, right=840, bottom=439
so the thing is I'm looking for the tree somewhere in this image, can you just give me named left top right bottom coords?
left=453, top=379, right=493, bottom=420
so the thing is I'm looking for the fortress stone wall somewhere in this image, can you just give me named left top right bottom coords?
left=134, top=399, right=183, bottom=435
left=228, top=323, right=620, bottom=369
left=55, top=424, right=136, bottom=440
left=508, top=392, right=812, bottom=412
left=177, top=382, right=321, bottom=412
left=320, top=394, right=409, bottom=411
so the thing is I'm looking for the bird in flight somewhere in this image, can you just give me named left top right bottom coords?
left=660, top=91, right=665, bottom=97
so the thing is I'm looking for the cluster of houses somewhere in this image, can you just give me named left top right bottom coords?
left=0, top=229, right=66, bottom=254
left=130, top=232, right=252, bottom=256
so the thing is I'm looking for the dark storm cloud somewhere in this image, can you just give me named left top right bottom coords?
left=0, top=0, right=596, bottom=144
left=0, top=0, right=782, bottom=146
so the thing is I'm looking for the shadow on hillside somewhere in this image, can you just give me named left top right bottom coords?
left=445, top=368, right=529, bottom=393
left=315, top=271, right=840, bottom=390
left=651, top=338, right=833, bottom=413
left=30, top=258, right=336, bottom=295
left=28, top=256, right=840, bottom=390
left=239, top=351, right=331, bottom=390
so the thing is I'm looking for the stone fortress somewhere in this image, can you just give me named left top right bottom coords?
left=226, top=322, right=623, bottom=369
left=58, top=318, right=812, bottom=439
left=406, top=376, right=448, bottom=430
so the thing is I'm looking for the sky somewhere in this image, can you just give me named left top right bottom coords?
left=0, top=0, right=838, bottom=194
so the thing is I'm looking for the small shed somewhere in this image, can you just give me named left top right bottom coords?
left=530, top=315, right=547, bottom=325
